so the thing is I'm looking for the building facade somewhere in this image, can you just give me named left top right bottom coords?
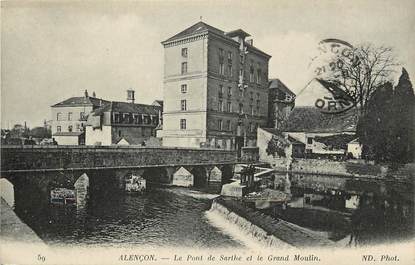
left=268, top=79, right=296, bottom=129
left=51, top=90, right=108, bottom=145
left=161, top=22, right=271, bottom=150
left=85, top=101, right=161, bottom=146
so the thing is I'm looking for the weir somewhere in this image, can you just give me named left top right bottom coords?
left=210, top=197, right=335, bottom=248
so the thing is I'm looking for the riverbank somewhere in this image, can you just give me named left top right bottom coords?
left=211, top=197, right=335, bottom=248
left=0, top=198, right=45, bottom=244
left=270, top=158, right=414, bottom=181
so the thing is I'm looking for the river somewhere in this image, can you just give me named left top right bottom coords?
left=13, top=172, right=414, bottom=248
left=15, top=186, right=245, bottom=248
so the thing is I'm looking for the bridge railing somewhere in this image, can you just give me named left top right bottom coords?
left=1, top=145, right=240, bottom=172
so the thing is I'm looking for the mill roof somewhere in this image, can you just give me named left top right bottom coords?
left=162, top=21, right=225, bottom=43
left=162, top=21, right=271, bottom=58
left=281, top=106, right=358, bottom=133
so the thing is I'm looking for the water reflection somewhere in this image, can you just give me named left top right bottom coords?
left=272, top=172, right=415, bottom=245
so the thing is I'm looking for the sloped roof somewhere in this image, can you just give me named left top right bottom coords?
left=152, top=100, right=164, bottom=108
left=260, top=128, right=304, bottom=145
left=53, top=132, right=84, bottom=136
left=52, top=96, right=109, bottom=108
left=226, top=29, right=251, bottom=38
left=162, top=22, right=271, bottom=58
left=281, top=106, right=358, bottom=133
left=115, top=136, right=147, bottom=146
left=162, top=22, right=225, bottom=43
left=269, top=79, right=296, bottom=97
left=314, top=134, right=357, bottom=150
left=91, top=101, right=161, bottom=116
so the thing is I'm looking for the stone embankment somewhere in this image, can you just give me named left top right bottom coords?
left=211, top=197, right=334, bottom=248
left=270, top=158, right=414, bottom=181
left=0, top=198, right=44, bottom=244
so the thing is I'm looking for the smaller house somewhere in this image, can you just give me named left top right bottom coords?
left=280, top=106, right=358, bottom=158
left=347, top=138, right=363, bottom=159
left=257, top=127, right=305, bottom=162
left=51, top=90, right=109, bottom=145
left=85, top=100, right=161, bottom=146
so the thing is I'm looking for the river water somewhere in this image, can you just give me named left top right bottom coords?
left=15, top=187, right=244, bottom=248
left=13, top=172, right=414, bottom=248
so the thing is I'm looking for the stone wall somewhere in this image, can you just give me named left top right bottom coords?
left=292, top=159, right=385, bottom=177
left=1, top=146, right=237, bottom=172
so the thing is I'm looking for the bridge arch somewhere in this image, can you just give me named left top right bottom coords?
left=190, top=166, right=208, bottom=188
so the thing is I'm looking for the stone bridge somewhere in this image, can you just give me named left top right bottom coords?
left=1, top=145, right=258, bottom=208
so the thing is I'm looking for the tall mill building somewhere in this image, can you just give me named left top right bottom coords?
left=161, top=22, right=271, bottom=150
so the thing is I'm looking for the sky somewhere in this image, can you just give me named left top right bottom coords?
left=2, top=0, right=414, bottom=128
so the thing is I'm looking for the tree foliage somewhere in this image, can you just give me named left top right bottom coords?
left=357, top=68, right=415, bottom=163
left=266, top=135, right=288, bottom=157
left=391, top=68, right=415, bottom=163
left=328, top=44, right=399, bottom=116
left=29, top=126, right=52, bottom=138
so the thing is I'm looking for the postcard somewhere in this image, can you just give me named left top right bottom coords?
left=1, top=1, right=414, bottom=264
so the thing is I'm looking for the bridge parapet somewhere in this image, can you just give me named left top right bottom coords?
left=1, top=145, right=238, bottom=172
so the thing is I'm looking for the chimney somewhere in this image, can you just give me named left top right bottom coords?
left=127, top=89, right=135, bottom=104
left=92, top=91, right=96, bottom=98
left=84, top=89, right=89, bottom=98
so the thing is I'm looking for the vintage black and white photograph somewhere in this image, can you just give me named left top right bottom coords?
left=1, top=0, right=414, bottom=264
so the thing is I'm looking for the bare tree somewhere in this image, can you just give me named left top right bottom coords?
left=327, top=44, right=399, bottom=116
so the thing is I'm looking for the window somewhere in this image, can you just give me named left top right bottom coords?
left=114, top=113, right=120, bottom=123
left=76, top=124, right=80, bottom=131
left=181, top=100, right=187, bottom=111
left=68, top=112, right=72, bottom=121
left=218, top=100, right=223, bottom=111
left=119, top=130, right=122, bottom=137
left=181, top=62, right=187, bottom=74
left=250, top=123, right=254, bottom=133
left=226, top=101, right=232, bottom=112
left=56, top=126, right=61, bottom=132
left=219, top=62, right=225, bottom=75
left=228, top=64, right=233, bottom=77
left=56, top=112, right=62, bottom=121
left=80, top=112, right=86, bottom=120
left=218, top=85, right=223, bottom=98
left=219, top=48, right=224, bottom=57
left=181, top=84, right=187, bottom=93
left=68, top=125, right=73, bottom=132
left=219, top=49, right=225, bottom=75
left=228, top=51, right=232, bottom=60
left=257, top=69, right=262, bottom=84
left=226, top=120, right=231, bottom=131
left=239, top=68, right=243, bottom=78
left=227, top=87, right=232, bottom=97
left=250, top=92, right=254, bottom=100
left=307, top=137, right=313, bottom=144
left=138, top=114, right=143, bottom=124
left=239, top=103, right=244, bottom=114
left=250, top=105, right=254, bottom=115
left=218, top=119, right=223, bottom=131
left=181, top=48, right=188, bottom=57
left=180, top=119, right=186, bottom=130
left=249, top=66, right=254, bottom=82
